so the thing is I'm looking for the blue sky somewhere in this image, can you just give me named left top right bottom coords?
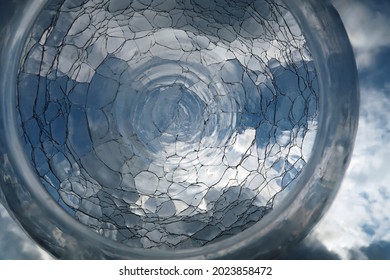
left=1, top=0, right=390, bottom=259
left=286, top=0, right=390, bottom=259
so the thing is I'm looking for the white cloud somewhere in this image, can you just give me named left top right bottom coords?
left=296, top=0, right=390, bottom=260
left=0, top=204, right=52, bottom=259
left=331, top=0, right=390, bottom=69
left=308, top=86, right=390, bottom=259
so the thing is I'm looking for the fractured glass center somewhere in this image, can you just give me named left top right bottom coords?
left=16, top=0, right=319, bottom=249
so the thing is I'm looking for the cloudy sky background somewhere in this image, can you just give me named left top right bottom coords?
left=287, top=0, right=390, bottom=259
left=1, top=0, right=390, bottom=259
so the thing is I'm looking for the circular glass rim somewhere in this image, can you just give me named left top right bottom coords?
left=0, top=0, right=359, bottom=259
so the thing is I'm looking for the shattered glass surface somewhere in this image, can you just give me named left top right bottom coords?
left=16, top=0, right=318, bottom=249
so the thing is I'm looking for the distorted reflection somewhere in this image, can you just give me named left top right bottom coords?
left=17, top=0, right=318, bottom=249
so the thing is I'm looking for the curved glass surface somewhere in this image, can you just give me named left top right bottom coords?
left=0, top=0, right=358, bottom=259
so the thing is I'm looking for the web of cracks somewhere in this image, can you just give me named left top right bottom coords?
left=16, top=0, right=318, bottom=249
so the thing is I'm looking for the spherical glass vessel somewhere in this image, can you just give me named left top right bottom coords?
left=0, top=0, right=358, bottom=259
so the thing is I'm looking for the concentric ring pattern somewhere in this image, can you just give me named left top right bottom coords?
left=17, top=0, right=318, bottom=249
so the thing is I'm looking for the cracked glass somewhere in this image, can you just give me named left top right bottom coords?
left=16, top=0, right=319, bottom=249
